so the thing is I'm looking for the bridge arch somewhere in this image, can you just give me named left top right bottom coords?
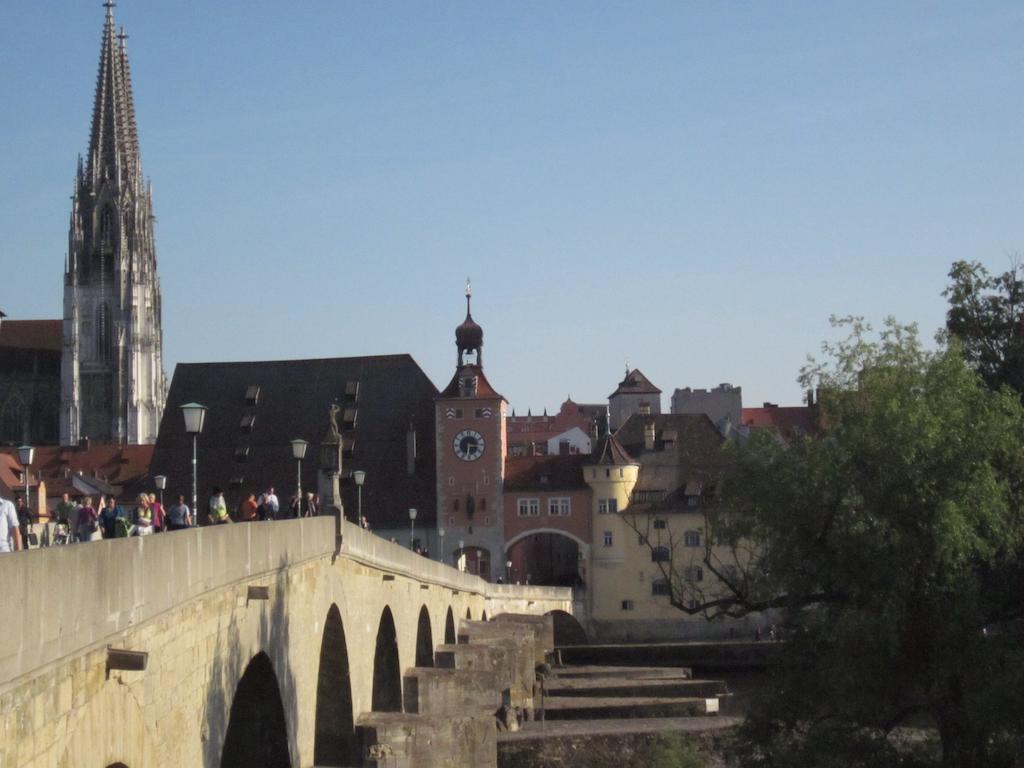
left=547, top=609, right=588, bottom=646
left=506, top=529, right=588, bottom=587
left=372, top=606, right=402, bottom=712
left=221, top=651, right=290, bottom=768
left=444, top=607, right=456, bottom=644
left=415, top=605, right=434, bottom=667
left=314, top=604, right=357, bottom=766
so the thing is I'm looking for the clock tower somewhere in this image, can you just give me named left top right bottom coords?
left=435, top=283, right=507, bottom=580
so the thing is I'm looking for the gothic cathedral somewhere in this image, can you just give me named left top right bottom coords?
left=61, top=3, right=165, bottom=445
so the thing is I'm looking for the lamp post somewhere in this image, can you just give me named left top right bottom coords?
left=458, top=539, right=464, bottom=571
left=17, top=445, right=34, bottom=522
left=438, top=527, right=445, bottom=562
left=353, top=470, right=366, bottom=525
left=506, top=559, right=512, bottom=583
left=154, top=475, right=167, bottom=508
left=408, top=508, right=417, bottom=550
left=291, top=439, right=308, bottom=517
left=180, top=403, right=207, bottom=528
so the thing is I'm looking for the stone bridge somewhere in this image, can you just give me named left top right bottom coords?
left=0, top=517, right=572, bottom=767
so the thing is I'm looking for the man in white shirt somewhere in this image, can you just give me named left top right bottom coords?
left=0, top=496, right=23, bottom=553
left=259, top=486, right=280, bottom=520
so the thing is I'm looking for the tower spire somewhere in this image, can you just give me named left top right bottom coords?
left=87, top=0, right=141, bottom=187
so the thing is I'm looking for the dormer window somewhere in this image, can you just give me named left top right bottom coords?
left=460, top=376, right=478, bottom=397
left=244, top=385, right=261, bottom=406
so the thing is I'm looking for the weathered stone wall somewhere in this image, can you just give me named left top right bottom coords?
left=0, top=517, right=570, bottom=767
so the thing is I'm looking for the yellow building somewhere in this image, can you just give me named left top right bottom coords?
left=585, top=415, right=761, bottom=642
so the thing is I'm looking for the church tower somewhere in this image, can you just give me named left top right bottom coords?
left=61, top=2, right=165, bottom=445
left=435, top=283, right=507, bottom=581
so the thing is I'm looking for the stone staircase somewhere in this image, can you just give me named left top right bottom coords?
left=356, top=614, right=551, bottom=768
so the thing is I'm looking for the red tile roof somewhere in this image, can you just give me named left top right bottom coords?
left=742, top=406, right=819, bottom=437
left=0, top=320, right=62, bottom=351
left=609, top=368, right=661, bottom=398
left=504, top=454, right=588, bottom=491
left=438, top=364, right=505, bottom=400
left=0, top=444, right=155, bottom=501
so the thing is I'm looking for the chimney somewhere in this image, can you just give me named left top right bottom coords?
left=644, top=421, right=656, bottom=451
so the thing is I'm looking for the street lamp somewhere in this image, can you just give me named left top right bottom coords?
left=17, top=445, right=34, bottom=522
left=291, top=439, right=308, bottom=518
left=458, top=539, right=464, bottom=570
left=353, top=470, right=366, bottom=524
left=154, top=475, right=167, bottom=508
left=506, top=559, right=512, bottom=583
left=180, top=403, right=207, bottom=527
left=438, top=527, right=445, bottom=562
left=408, top=507, right=417, bottom=550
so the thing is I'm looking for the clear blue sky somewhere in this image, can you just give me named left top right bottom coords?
left=2, top=2, right=1021, bottom=412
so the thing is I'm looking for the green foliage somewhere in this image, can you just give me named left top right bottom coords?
left=944, top=259, right=1024, bottom=396
left=649, top=734, right=705, bottom=768
left=712, top=317, right=1024, bottom=768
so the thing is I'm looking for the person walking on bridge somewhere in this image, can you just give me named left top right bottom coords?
left=0, top=494, right=23, bottom=553
left=166, top=495, right=192, bottom=531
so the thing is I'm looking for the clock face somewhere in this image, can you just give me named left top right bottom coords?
left=453, top=429, right=485, bottom=461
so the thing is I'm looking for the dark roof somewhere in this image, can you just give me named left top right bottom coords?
left=438, top=364, right=505, bottom=401
left=149, top=355, right=438, bottom=528
left=0, top=320, right=62, bottom=352
left=588, top=435, right=636, bottom=466
left=614, top=413, right=729, bottom=506
left=609, top=368, right=661, bottom=398
left=504, top=454, right=588, bottom=491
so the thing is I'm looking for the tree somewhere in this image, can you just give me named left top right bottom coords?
left=944, top=259, right=1024, bottom=396
left=706, top=318, right=1024, bottom=768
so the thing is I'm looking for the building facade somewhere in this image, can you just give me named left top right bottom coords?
left=0, top=321, right=62, bottom=446
left=61, top=4, right=166, bottom=445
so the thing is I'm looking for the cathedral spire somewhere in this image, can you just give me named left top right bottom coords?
left=87, top=1, right=141, bottom=188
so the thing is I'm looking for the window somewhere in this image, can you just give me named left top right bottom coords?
left=474, top=407, right=492, bottom=418
left=344, top=380, right=360, bottom=402
left=233, top=446, right=250, bottom=462
left=621, top=599, right=635, bottom=611
left=684, top=530, right=701, bottom=547
left=453, top=499, right=460, bottom=511
left=548, top=497, right=570, bottom=516
left=342, top=407, right=358, bottom=430
left=96, top=303, right=113, bottom=362
left=687, top=598, right=700, bottom=610
left=517, top=498, right=540, bottom=517
left=603, top=531, right=613, bottom=547
left=229, top=476, right=244, bottom=490
left=598, top=498, right=618, bottom=515
left=460, top=376, right=478, bottom=396
left=639, top=402, right=651, bottom=415
left=685, top=565, right=704, bottom=583
left=342, top=435, right=355, bottom=459
left=652, top=546, right=670, bottom=563
left=652, top=580, right=671, bottom=596
left=484, top=516, right=491, bottom=525
left=653, top=519, right=666, bottom=530
left=244, top=385, right=261, bottom=406
left=239, top=413, right=256, bottom=432
left=480, top=498, right=486, bottom=510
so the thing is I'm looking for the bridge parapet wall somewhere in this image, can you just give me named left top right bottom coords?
left=0, top=517, right=571, bottom=768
